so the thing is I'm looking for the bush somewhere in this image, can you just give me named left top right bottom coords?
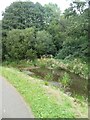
left=44, top=73, right=53, bottom=81
left=4, top=28, right=36, bottom=60
left=44, top=81, right=49, bottom=86
left=25, top=49, right=37, bottom=61
left=59, top=72, right=71, bottom=87
left=35, top=30, right=57, bottom=57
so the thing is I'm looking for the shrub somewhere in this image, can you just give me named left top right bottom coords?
left=44, top=73, right=53, bottom=81
left=44, top=81, right=49, bottom=86
left=35, top=30, right=57, bottom=57
left=25, top=49, right=37, bottom=61
left=59, top=72, right=71, bottom=87
left=4, top=28, right=36, bottom=60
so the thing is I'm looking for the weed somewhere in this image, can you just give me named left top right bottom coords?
left=44, top=73, right=53, bottom=81
left=44, top=81, right=49, bottom=86
left=1, top=66, right=76, bottom=118
left=59, top=72, right=71, bottom=87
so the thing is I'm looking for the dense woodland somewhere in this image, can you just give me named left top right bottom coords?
left=1, top=1, right=89, bottom=61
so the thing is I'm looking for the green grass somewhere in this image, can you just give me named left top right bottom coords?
left=2, top=59, right=88, bottom=102
left=0, top=66, right=88, bottom=118
left=2, top=60, right=35, bottom=68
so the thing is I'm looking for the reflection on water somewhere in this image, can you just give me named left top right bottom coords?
left=20, top=67, right=88, bottom=98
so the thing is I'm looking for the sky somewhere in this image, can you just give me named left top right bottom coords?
left=0, top=0, right=72, bottom=20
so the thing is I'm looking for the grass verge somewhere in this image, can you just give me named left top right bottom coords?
left=0, top=66, right=88, bottom=118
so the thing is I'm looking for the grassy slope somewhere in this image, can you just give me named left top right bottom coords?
left=0, top=66, right=88, bottom=118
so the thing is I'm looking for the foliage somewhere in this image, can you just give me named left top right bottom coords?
left=25, top=49, right=37, bottom=60
left=2, top=1, right=45, bottom=30
left=59, top=72, right=71, bottom=87
left=2, top=28, right=57, bottom=60
left=1, top=67, right=77, bottom=118
left=36, top=58, right=88, bottom=79
left=35, top=30, right=56, bottom=57
left=64, top=58, right=88, bottom=79
left=44, top=3, right=61, bottom=24
left=62, top=2, right=88, bottom=59
left=2, top=57, right=88, bottom=80
left=44, top=73, right=53, bottom=81
left=1, top=1, right=89, bottom=118
left=44, top=81, right=49, bottom=86
left=4, top=28, right=37, bottom=60
left=2, top=1, right=88, bottom=60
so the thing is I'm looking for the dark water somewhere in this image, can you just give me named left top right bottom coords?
left=20, top=67, right=88, bottom=97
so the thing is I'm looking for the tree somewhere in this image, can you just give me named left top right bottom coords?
left=4, top=28, right=36, bottom=60
left=35, top=30, right=56, bottom=57
left=44, top=3, right=61, bottom=27
left=56, top=1, right=88, bottom=60
left=2, top=1, right=45, bottom=30
left=2, top=1, right=88, bottom=61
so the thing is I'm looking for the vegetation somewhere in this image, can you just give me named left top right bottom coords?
left=0, top=67, right=88, bottom=118
left=59, top=72, right=71, bottom=87
left=2, top=58, right=88, bottom=101
left=2, top=57, right=88, bottom=80
left=1, top=0, right=89, bottom=118
left=36, top=58, right=88, bottom=79
left=2, top=1, right=89, bottom=61
left=44, top=73, right=53, bottom=81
